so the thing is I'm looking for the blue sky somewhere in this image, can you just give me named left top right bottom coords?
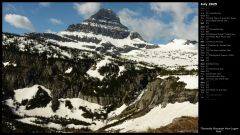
left=2, top=2, right=198, bottom=44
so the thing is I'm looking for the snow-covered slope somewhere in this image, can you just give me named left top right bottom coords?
left=86, top=56, right=112, bottom=80
left=5, top=85, right=107, bottom=131
left=30, top=31, right=198, bottom=70
left=121, top=39, right=198, bottom=69
left=107, top=102, right=198, bottom=132
left=13, top=85, right=51, bottom=103
left=5, top=82, right=198, bottom=132
left=55, top=31, right=149, bottom=48
left=158, top=75, right=198, bottom=89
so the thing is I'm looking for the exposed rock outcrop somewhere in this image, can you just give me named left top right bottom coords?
left=135, top=76, right=198, bottom=110
left=119, top=76, right=198, bottom=118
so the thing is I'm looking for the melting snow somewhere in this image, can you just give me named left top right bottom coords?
left=107, top=101, right=198, bottom=132
left=47, top=122, right=62, bottom=130
left=3, top=62, right=17, bottom=67
left=87, top=56, right=111, bottom=81
left=121, top=39, right=198, bottom=70
left=129, top=89, right=147, bottom=106
left=14, top=85, right=51, bottom=103
left=157, top=75, right=198, bottom=89
left=57, top=31, right=148, bottom=49
left=177, top=75, right=198, bottom=89
left=5, top=84, right=198, bottom=132
left=5, top=84, right=107, bottom=131
left=118, top=66, right=125, bottom=76
left=17, top=117, right=37, bottom=124
left=108, top=104, right=127, bottom=118
left=65, top=67, right=73, bottom=74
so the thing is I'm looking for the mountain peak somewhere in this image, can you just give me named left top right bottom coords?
left=65, top=8, right=146, bottom=41
left=66, top=8, right=131, bottom=39
left=89, top=8, right=120, bottom=23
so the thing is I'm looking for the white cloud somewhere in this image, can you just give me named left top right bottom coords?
left=150, top=3, right=198, bottom=41
left=73, top=3, right=101, bottom=18
left=118, top=3, right=198, bottom=43
left=118, top=8, right=170, bottom=42
left=172, top=15, right=198, bottom=42
left=150, top=3, right=193, bottom=22
left=49, top=18, right=63, bottom=25
left=39, top=2, right=51, bottom=7
left=4, top=14, right=35, bottom=31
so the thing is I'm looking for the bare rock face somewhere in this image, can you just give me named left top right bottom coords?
left=136, top=76, right=198, bottom=110
left=148, top=116, right=198, bottom=133
left=130, top=32, right=145, bottom=42
left=184, top=40, right=198, bottom=45
left=119, top=76, right=198, bottom=118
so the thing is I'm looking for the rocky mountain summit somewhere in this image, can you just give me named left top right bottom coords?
left=67, top=8, right=130, bottom=39
left=2, top=8, right=198, bottom=133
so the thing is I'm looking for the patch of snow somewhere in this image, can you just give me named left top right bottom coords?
left=65, top=67, right=73, bottom=74
left=185, top=65, right=198, bottom=70
left=118, top=66, right=125, bottom=76
left=66, top=124, right=87, bottom=129
left=121, top=39, right=198, bottom=70
left=3, top=62, right=10, bottom=67
left=17, top=117, right=37, bottom=125
left=66, top=120, right=106, bottom=131
left=157, top=75, right=169, bottom=79
left=177, top=75, right=198, bottom=89
left=47, top=122, right=62, bottom=130
left=47, top=39, right=98, bottom=52
left=108, top=104, right=127, bottom=118
left=3, top=62, right=17, bottom=67
left=87, top=56, right=111, bottom=81
left=107, top=101, right=198, bottom=132
left=129, top=89, right=147, bottom=106
left=14, top=85, right=51, bottom=103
